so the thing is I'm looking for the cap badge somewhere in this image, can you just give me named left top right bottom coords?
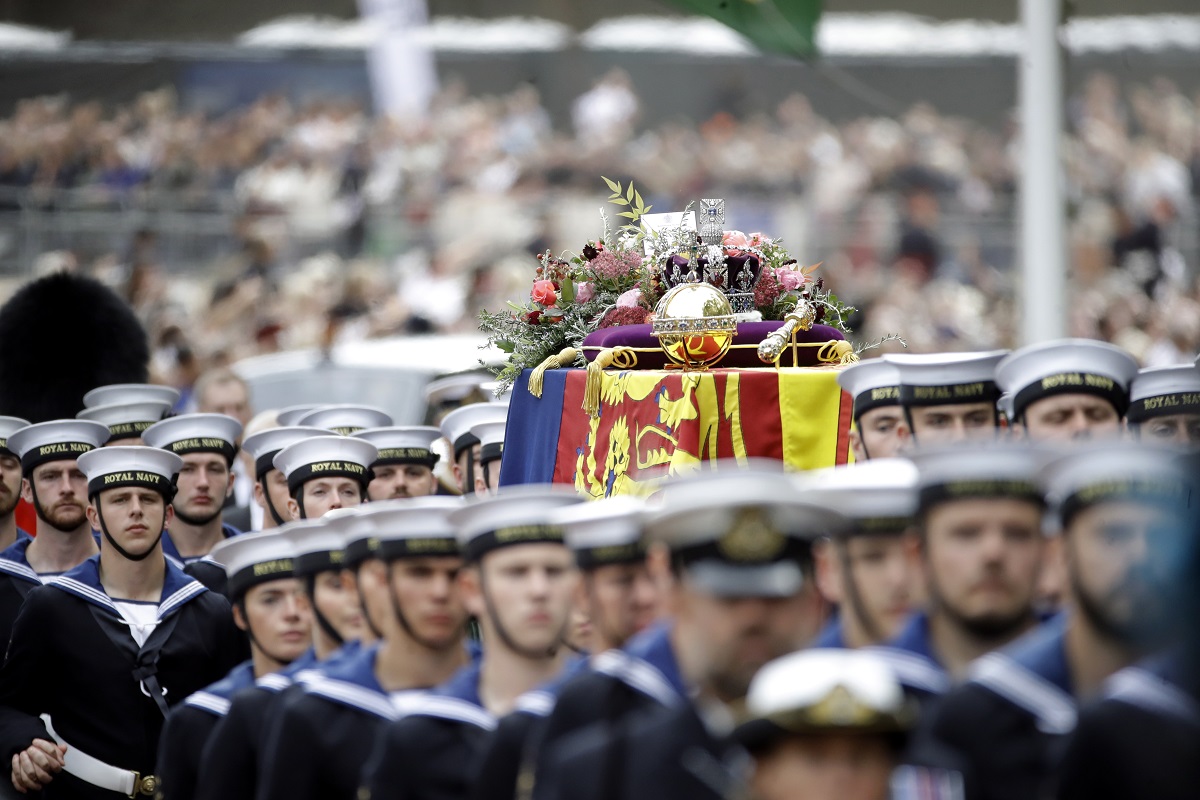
left=718, top=507, right=785, bottom=562
left=809, top=683, right=872, bottom=726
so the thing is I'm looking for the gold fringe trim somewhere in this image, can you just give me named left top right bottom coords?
left=817, top=339, right=858, bottom=365
left=527, top=346, right=579, bottom=398
left=583, top=346, right=638, bottom=417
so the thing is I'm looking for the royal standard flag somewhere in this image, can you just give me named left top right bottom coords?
left=499, top=366, right=851, bottom=498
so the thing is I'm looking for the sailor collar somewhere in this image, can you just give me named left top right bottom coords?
left=392, top=660, right=496, bottom=730
left=591, top=621, right=689, bottom=708
left=161, top=524, right=243, bottom=566
left=968, top=613, right=1076, bottom=734
left=512, top=656, right=590, bottom=718
left=866, top=612, right=951, bottom=696
left=1102, top=650, right=1200, bottom=726
left=50, top=553, right=208, bottom=620
left=0, top=537, right=39, bottom=586
left=303, top=643, right=397, bottom=721
left=184, top=661, right=258, bottom=718
left=257, top=647, right=321, bottom=693
left=812, top=616, right=848, bottom=650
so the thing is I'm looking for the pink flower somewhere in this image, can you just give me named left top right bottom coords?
left=588, top=250, right=643, bottom=282
left=748, top=232, right=770, bottom=246
left=722, top=230, right=751, bottom=248
left=775, top=267, right=807, bottom=292
left=575, top=282, right=594, bottom=303
left=531, top=280, right=557, bottom=306
left=616, top=288, right=642, bottom=308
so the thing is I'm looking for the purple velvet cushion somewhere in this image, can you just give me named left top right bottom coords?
left=581, top=322, right=845, bottom=369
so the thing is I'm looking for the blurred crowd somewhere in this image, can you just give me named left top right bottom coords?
left=1, top=70, right=1200, bottom=389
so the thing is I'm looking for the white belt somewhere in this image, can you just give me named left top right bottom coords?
left=39, top=714, right=159, bottom=798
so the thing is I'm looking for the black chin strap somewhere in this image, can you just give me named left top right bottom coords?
left=478, top=569, right=560, bottom=660
left=95, top=499, right=162, bottom=562
left=853, top=415, right=873, bottom=461
left=304, top=574, right=344, bottom=647
left=355, top=567, right=385, bottom=641
left=292, top=489, right=308, bottom=520
left=237, top=599, right=300, bottom=667
left=262, top=478, right=287, bottom=526
left=837, top=543, right=884, bottom=644
left=385, top=561, right=463, bottom=651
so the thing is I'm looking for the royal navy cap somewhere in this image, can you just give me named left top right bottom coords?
left=83, top=383, right=181, bottom=410
left=469, top=421, right=506, bottom=465
left=279, top=519, right=344, bottom=576
left=1040, top=442, right=1192, bottom=529
left=323, top=506, right=377, bottom=567
left=273, top=435, right=378, bottom=495
left=910, top=443, right=1046, bottom=513
left=277, top=405, right=324, bottom=427
left=795, top=459, right=918, bottom=537
left=242, top=426, right=331, bottom=480
left=650, top=466, right=847, bottom=598
left=884, top=351, right=1007, bottom=408
left=77, top=400, right=173, bottom=443
left=210, top=531, right=297, bottom=599
left=837, top=359, right=902, bottom=419
left=479, top=381, right=514, bottom=404
left=296, top=405, right=393, bottom=436
left=440, top=403, right=509, bottom=458
left=358, top=497, right=464, bottom=561
left=355, top=427, right=442, bottom=467
left=995, top=339, right=1138, bottom=422
left=8, top=419, right=110, bottom=474
left=997, top=392, right=1014, bottom=421
left=556, top=496, right=647, bottom=570
left=142, top=414, right=243, bottom=463
left=1127, top=365, right=1200, bottom=424
left=0, top=416, right=30, bottom=456
left=451, top=484, right=583, bottom=563
left=732, top=649, right=914, bottom=750
left=77, top=445, right=183, bottom=500
left=424, top=373, right=490, bottom=408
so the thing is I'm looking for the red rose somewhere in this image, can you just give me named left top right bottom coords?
left=531, top=280, right=558, bottom=306
left=525, top=310, right=542, bottom=324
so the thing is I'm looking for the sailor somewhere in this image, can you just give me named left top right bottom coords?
left=472, top=496, right=659, bottom=800
left=276, top=405, right=323, bottom=427
left=423, top=373, right=492, bottom=424
left=156, top=531, right=311, bottom=800
left=360, top=485, right=584, bottom=800
left=994, top=338, right=1138, bottom=442
left=193, top=519, right=368, bottom=800
left=924, top=442, right=1194, bottom=800
left=259, top=498, right=470, bottom=800
left=295, top=405, right=394, bottom=436
left=0, top=445, right=243, bottom=798
left=0, top=416, right=32, bottom=550
left=468, top=420, right=506, bottom=496
left=1125, top=364, right=1200, bottom=445
left=77, top=398, right=173, bottom=448
left=82, top=383, right=181, bottom=415
left=240, top=426, right=330, bottom=530
left=0, top=419, right=109, bottom=648
left=732, top=649, right=917, bottom=800
left=142, top=413, right=245, bottom=565
left=837, top=358, right=909, bottom=460
left=356, top=426, right=444, bottom=500
left=869, top=444, right=1048, bottom=699
left=531, top=467, right=846, bottom=800
left=801, top=459, right=922, bottom=649
left=884, top=351, right=1008, bottom=445
left=438, top=403, right=509, bottom=496
left=272, top=434, right=378, bottom=519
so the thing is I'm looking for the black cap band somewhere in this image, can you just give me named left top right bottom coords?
left=574, top=541, right=645, bottom=570
left=1060, top=478, right=1189, bottom=527
left=21, top=441, right=96, bottom=474
left=373, top=448, right=439, bottom=468
left=376, top=535, right=460, bottom=561
left=255, top=451, right=282, bottom=481
left=464, top=523, right=564, bottom=563
left=1126, top=392, right=1200, bottom=424
left=840, top=516, right=912, bottom=537
left=164, top=437, right=238, bottom=465
left=344, top=537, right=374, bottom=568
left=453, top=433, right=480, bottom=459
left=286, top=460, right=371, bottom=494
left=88, top=470, right=174, bottom=499
left=919, top=480, right=1043, bottom=512
left=853, top=386, right=901, bottom=418
left=294, top=549, right=345, bottom=576
left=1012, top=372, right=1128, bottom=421
left=480, top=443, right=503, bottom=464
left=672, top=536, right=812, bottom=571
left=900, top=381, right=998, bottom=408
left=105, top=420, right=157, bottom=443
left=228, top=558, right=296, bottom=599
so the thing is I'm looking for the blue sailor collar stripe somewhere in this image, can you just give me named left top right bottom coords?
left=969, top=653, right=1076, bottom=733
left=513, top=690, right=556, bottom=718
left=0, top=544, right=40, bottom=586
left=304, top=675, right=397, bottom=721
left=395, top=694, right=497, bottom=730
left=185, top=691, right=233, bottom=717
left=1103, top=665, right=1200, bottom=726
left=185, top=661, right=256, bottom=717
left=592, top=649, right=686, bottom=708
left=863, top=646, right=951, bottom=695
left=49, top=555, right=207, bottom=619
left=257, top=673, right=293, bottom=692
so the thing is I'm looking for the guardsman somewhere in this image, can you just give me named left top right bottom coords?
left=468, top=420, right=506, bottom=496
left=0, top=419, right=109, bottom=647
left=273, top=435, right=377, bottom=519
left=77, top=399, right=173, bottom=448
left=356, top=427, right=443, bottom=500
left=259, top=498, right=470, bottom=800
left=733, top=649, right=917, bottom=800
left=1125, top=364, right=1200, bottom=445
left=438, top=404, right=509, bottom=496
left=837, top=358, right=910, bottom=460
left=156, top=531, right=311, bottom=800
left=0, top=416, right=31, bottom=549
left=884, top=351, right=1008, bottom=445
left=531, top=467, right=845, bottom=800
left=802, top=459, right=922, bottom=649
left=193, top=519, right=366, bottom=800
left=142, top=413, right=245, bottom=564
left=0, top=445, right=243, bottom=798
left=925, top=442, right=1194, bottom=800
left=869, top=444, right=1048, bottom=697
left=360, top=485, right=583, bottom=800
left=472, top=496, right=659, bottom=800
left=995, top=338, right=1138, bottom=442
left=296, top=405, right=393, bottom=436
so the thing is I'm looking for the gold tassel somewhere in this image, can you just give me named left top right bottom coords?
left=527, top=346, right=579, bottom=398
left=816, top=339, right=858, bottom=365
left=582, top=346, right=636, bottom=417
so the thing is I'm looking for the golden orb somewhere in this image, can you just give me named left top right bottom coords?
left=651, top=283, right=737, bottom=369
